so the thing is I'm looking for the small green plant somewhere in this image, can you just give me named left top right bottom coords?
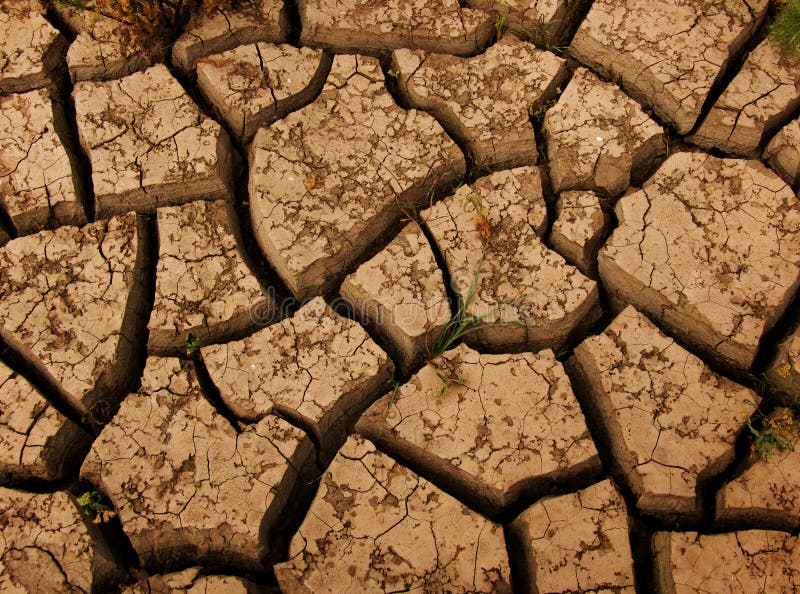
left=770, top=0, right=800, bottom=56
left=387, top=68, right=401, bottom=79
left=385, top=378, right=402, bottom=417
left=431, top=370, right=466, bottom=399
left=185, top=332, right=200, bottom=357
left=494, top=15, right=509, bottom=39
left=76, top=491, right=116, bottom=524
left=741, top=398, right=800, bottom=462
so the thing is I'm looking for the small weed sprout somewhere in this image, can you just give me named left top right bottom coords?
left=494, top=15, right=508, bottom=39
left=76, top=491, right=116, bottom=524
left=741, top=398, right=800, bottom=462
left=387, top=68, right=401, bottom=79
left=185, top=332, right=200, bottom=357
left=385, top=378, right=402, bottom=417
left=770, top=0, right=800, bottom=56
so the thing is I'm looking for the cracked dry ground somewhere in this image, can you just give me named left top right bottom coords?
left=2, top=0, right=800, bottom=592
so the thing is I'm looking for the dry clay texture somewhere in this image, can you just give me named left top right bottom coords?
left=81, top=356, right=315, bottom=571
left=544, top=66, right=666, bottom=198
left=340, top=222, right=450, bottom=373
left=573, top=306, right=758, bottom=518
left=202, top=297, right=393, bottom=446
left=423, top=166, right=600, bottom=351
left=0, top=214, right=142, bottom=417
left=298, top=0, right=494, bottom=56
left=690, top=39, right=800, bottom=157
left=249, top=54, right=464, bottom=300
left=197, top=43, right=331, bottom=143
left=654, top=531, right=800, bottom=593
left=0, top=0, right=63, bottom=94
left=0, top=88, right=85, bottom=235
left=75, top=64, right=234, bottom=219
left=3, top=0, right=800, bottom=591
left=356, top=343, right=600, bottom=512
left=600, top=152, right=800, bottom=373
left=571, top=0, right=769, bottom=134
left=274, top=435, right=512, bottom=593
left=393, top=34, right=568, bottom=171
left=148, top=199, right=270, bottom=355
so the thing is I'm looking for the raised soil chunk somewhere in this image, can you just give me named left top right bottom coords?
left=274, top=435, right=511, bottom=593
left=765, top=116, right=800, bottom=188
left=423, top=167, right=600, bottom=351
left=356, top=343, right=600, bottom=512
left=544, top=67, right=666, bottom=197
left=50, top=4, right=155, bottom=82
left=549, top=190, right=606, bottom=276
left=172, top=0, right=288, bottom=73
left=572, top=306, right=758, bottom=518
left=690, top=39, right=800, bottom=157
left=0, top=215, right=142, bottom=417
left=203, top=297, right=393, bottom=445
left=0, top=89, right=86, bottom=235
left=0, top=488, right=120, bottom=592
left=512, top=479, right=635, bottom=593
left=765, top=323, right=800, bottom=399
left=570, top=0, right=769, bottom=135
left=197, top=43, right=331, bottom=144
left=599, top=152, right=800, bottom=373
left=393, top=35, right=567, bottom=171
left=75, top=64, right=234, bottom=219
left=123, top=567, right=256, bottom=594
left=340, top=222, right=450, bottom=374
left=298, top=0, right=494, bottom=56
left=653, top=530, right=800, bottom=593
left=0, top=361, right=90, bottom=483
left=148, top=199, right=270, bottom=356
left=716, top=407, right=800, bottom=530
left=249, top=54, right=465, bottom=301
left=81, top=356, right=314, bottom=572
left=0, top=0, right=63, bottom=94
left=464, top=0, right=590, bottom=46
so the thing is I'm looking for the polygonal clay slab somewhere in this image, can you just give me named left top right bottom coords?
left=653, top=531, right=800, bottom=593
left=298, top=0, right=494, bottom=56
left=356, top=343, right=600, bottom=513
left=197, top=43, right=331, bottom=143
left=765, top=116, right=800, bottom=188
left=549, top=190, right=606, bottom=276
left=511, top=479, right=635, bottom=593
left=765, top=323, right=800, bottom=399
left=340, top=222, right=450, bottom=374
left=572, top=306, right=758, bottom=518
left=464, top=0, right=590, bottom=46
left=50, top=3, right=156, bottom=82
left=0, top=214, right=144, bottom=420
left=690, top=40, right=800, bottom=157
left=81, top=357, right=314, bottom=572
left=75, top=64, right=234, bottom=219
left=202, top=297, right=393, bottom=447
left=274, top=435, right=511, bottom=593
left=0, top=361, right=91, bottom=483
left=393, top=34, right=567, bottom=171
left=148, top=199, right=270, bottom=356
left=599, top=152, right=800, bottom=373
left=716, top=408, right=800, bottom=531
left=544, top=67, right=666, bottom=197
left=0, top=0, right=64, bottom=94
left=0, top=89, right=86, bottom=235
left=0, top=488, right=121, bottom=592
left=172, top=0, right=288, bottom=73
left=570, top=0, right=768, bottom=134
left=423, top=167, right=600, bottom=351
left=122, top=567, right=256, bottom=594
left=249, top=55, right=465, bottom=300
